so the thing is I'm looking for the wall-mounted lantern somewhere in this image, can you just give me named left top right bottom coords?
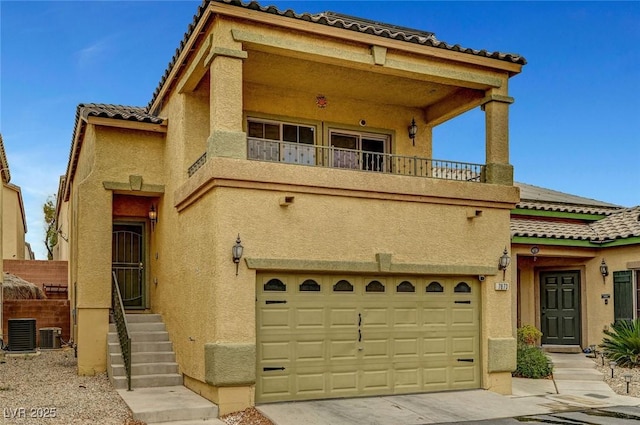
left=408, top=118, right=417, bottom=145
left=600, top=259, right=609, bottom=283
left=148, top=205, right=158, bottom=231
left=232, top=234, right=244, bottom=276
left=498, top=247, right=511, bottom=280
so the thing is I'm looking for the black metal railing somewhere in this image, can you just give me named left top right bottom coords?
left=188, top=152, right=207, bottom=177
left=187, top=138, right=485, bottom=183
left=246, top=138, right=484, bottom=182
left=112, top=271, right=132, bottom=391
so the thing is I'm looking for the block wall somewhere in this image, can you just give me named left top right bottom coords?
left=2, top=300, right=71, bottom=347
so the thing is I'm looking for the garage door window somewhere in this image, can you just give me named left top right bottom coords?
left=426, top=281, right=444, bottom=293
left=264, top=279, right=286, bottom=291
left=333, top=280, right=353, bottom=292
left=365, top=280, right=385, bottom=292
left=455, top=282, right=471, bottom=293
left=397, top=281, right=415, bottom=292
left=299, top=279, right=320, bottom=292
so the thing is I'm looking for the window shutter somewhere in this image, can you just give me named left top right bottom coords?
left=613, top=270, right=633, bottom=323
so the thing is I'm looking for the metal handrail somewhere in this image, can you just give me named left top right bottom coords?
left=187, top=138, right=485, bottom=183
left=112, top=271, right=132, bottom=391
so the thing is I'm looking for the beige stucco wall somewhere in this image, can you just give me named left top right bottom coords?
left=2, top=184, right=26, bottom=260
left=53, top=199, right=70, bottom=261
left=514, top=243, right=640, bottom=348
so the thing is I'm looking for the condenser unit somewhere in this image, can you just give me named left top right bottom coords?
left=39, top=327, right=62, bottom=349
left=8, top=318, right=37, bottom=352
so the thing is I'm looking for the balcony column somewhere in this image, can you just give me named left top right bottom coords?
left=483, top=91, right=514, bottom=185
left=206, top=48, right=248, bottom=159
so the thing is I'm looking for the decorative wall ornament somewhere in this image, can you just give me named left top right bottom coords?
left=316, top=95, right=327, bottom=109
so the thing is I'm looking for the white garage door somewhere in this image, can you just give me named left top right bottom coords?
left=256, top=274, right=480, bottom=403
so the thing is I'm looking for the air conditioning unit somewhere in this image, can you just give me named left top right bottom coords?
left=8, top=319, right=37, bottom=352
left=39, top=327, right=62, bottom=349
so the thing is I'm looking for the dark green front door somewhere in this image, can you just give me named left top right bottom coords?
left=540, top=271, right=581, bottom=345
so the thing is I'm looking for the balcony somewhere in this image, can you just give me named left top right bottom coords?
left=188, top=138, right=485, bottom=182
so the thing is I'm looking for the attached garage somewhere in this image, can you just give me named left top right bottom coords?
left=256, top=274, right=481, bottom=403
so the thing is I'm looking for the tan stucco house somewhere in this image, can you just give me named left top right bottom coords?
left=58, top=0, right=527, bottom=414
left=0, top=134, right=31, bottom=261
left=512, top=183, right=640, bottom=350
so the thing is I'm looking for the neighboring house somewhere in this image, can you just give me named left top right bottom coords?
left=0, top=134, right=29, bottom=260
left=57, top=0, right=526, bottom=414
left=53, top=176, right=69, bottom=261
left=512, top=182, right=640, bottom=349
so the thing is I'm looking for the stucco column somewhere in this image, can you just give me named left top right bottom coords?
left=75, top=183, right=112, bottom=375
left=483, top=93, right=514, bottom=185
left=207, top=49, right=248, bottom=159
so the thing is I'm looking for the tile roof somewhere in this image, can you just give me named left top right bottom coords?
left=77, top=103, right=164, bottom=124
left=515, top=182, right=621, bottom=215
left=511, top=206, right=640, bottom=242
left=147, top=0, right=526, bottom=111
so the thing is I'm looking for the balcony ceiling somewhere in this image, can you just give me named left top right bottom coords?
left=243, top=50, right=464, bottom=109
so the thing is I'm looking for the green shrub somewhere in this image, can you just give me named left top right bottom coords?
left=513, top=345, right=553, bottom=379
left=517, top=325, right=543, bottom=347
left=601, top=319, right=640, bottom=367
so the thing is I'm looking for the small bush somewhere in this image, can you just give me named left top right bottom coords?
left=601, top=319, right=640, bottom=367
left=517, top=325, right=542, bottom=347
left=514, top=345, right=553, bottom=379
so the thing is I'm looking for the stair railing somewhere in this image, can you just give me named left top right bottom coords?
left=112, top=271, right=132, bottom=391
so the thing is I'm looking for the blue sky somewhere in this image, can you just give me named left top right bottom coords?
left=1, top=1, right=639, bottom=259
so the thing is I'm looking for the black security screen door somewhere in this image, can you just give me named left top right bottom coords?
left=112, top=223, right=145, bottom=309
left=540, top=271, right=581, bottom=345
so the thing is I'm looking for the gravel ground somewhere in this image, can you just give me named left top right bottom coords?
left=592, top=355, right=640, bottom=398
left=0, top=348, right=139, bottom=425
left=220, top=408, right=273, bottom=425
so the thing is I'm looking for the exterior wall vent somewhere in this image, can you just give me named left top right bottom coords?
left=39, top=327, right=62, bottom=349
left=7, top=318, right=37, bottom=352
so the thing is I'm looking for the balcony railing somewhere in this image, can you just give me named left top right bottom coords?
left=187, top=138, right=485, bottom=183
left=246, top=138, right=484, bottom=182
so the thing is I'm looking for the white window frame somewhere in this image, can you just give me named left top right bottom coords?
left=247, top=118, right=316, bottom=165
left=328, top=129, right=390, bottom=172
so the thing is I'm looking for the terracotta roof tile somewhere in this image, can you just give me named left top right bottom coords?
left=0, top=133, right=10, bottom=183
left=147, top=0, right=526, bottom=111
left=511, top=207, right=640, bottom=242
left=78, top=103, right=164, bottom=124
left=511, top=218, right=597, bottom=240
left=515, top=182, right=621, bottom=215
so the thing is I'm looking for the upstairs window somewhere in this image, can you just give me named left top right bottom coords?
left=329, top=130, right=389, bottom=172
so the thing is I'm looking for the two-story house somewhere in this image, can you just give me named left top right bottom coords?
left=58, top=0, right=525, bottom=414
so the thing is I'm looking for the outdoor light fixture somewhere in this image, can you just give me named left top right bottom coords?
left=609, top=360, right=617, bottom=378
left=624, top=373, right=632, bottom=394
left=498, top=247, right=511, bottom=280
left=148, top=205, right=158, bottom=231
left=600, top=351, right=606, bottom=366
left=600, top=259, right=609, bottom=283
left=232, top=234, right=244, bottom=276
left=408, top=118, right=417, bottom=145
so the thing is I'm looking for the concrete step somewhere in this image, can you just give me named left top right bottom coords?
left=125, top=314, right=164, bottom=323
left=109, top=341, right=173, bottom=353
left=110, top=351, right=177, bottom=365
left=117, top=386, right=219, bottom=424
left=552, top=369, right=603, bottom=381
left=542, top=345, right=583, bottom=354
left=108, top=331, right=170, bottom=343
left=112, top=373, right=184, bottom=389
left=111, top=362, right=179, bottom=377
left=109, top=322, right=166, bottom=332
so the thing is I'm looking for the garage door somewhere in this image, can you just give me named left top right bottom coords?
left=256, top=274, right=480, bottom=403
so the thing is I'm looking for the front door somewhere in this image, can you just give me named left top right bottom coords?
left=540, top=271, right=581, bottom=345
left=112, top=223, right=145, bottom=309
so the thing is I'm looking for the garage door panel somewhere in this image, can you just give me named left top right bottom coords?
left=295, top=307, right=325, bottom=328
left=259, top=308, right=290, bottom=329
left=361, top=338, right=390, bottom=359
left=295, top=340, right=325, bottom=361
left=257, top=274, right=480, bottom=402
left=329, top=308, right=357, bottom=327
